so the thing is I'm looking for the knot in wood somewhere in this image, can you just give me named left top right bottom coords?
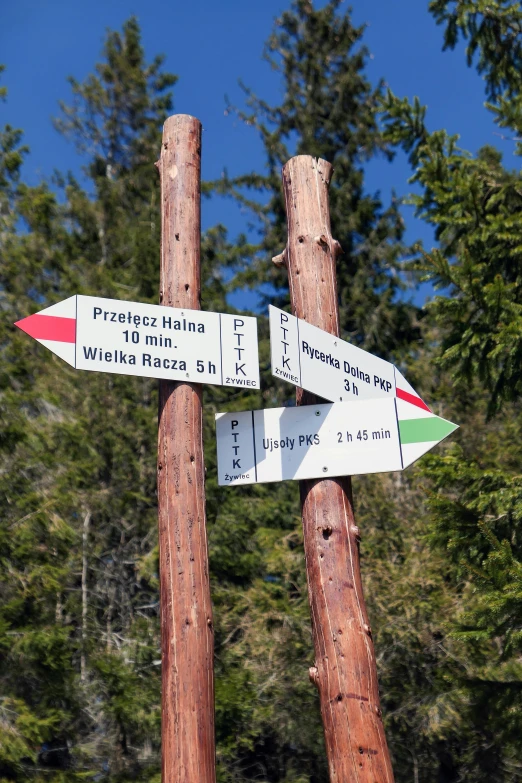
left=272, top=248, right=288, bottom=268
left=309, top=665, right=320, bottom=689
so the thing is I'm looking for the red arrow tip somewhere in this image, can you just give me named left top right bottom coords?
left=14, top=313, right=76, bottom=343
left=14, top=315, right=35, bottom=336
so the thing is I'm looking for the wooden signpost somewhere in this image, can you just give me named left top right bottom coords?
left=15, top=117, right=234, bottom=783
left=156, top=115, right=216, bottom=783
left=15, top=118, right=459, bottom=783
left=272, top=155, right=396, bottom=782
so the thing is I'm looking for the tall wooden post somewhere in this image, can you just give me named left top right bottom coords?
left=156, top=115, right=216, bottom=783
left=273, top=155, right=395, bottom=782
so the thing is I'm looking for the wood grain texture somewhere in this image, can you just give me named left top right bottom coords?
left=276, top=155, right=395, bottom=782
left=156, top=115, right=216, bottom=783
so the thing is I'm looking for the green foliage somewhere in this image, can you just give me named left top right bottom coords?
left=0, top=74, right=28, bottom=238
left=3, top=3, right=522, bottom=783
left=0, top=22, right=174, bottom=782
left=221, top=0, right=419, bottom=358
left=383, top=93, right=522, bottom=413
left=55, top=17, right=176, bottom=173
left=429, top=0, right=522, bottom=100
left=54, top=16, right=176, bottom=300
left=379, top=1, right=522, bottom=777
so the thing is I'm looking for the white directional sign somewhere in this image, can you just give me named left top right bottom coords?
left=216, top=396, right=457, bottom=486
left=269, top=304, right=426, bottom=410
left=15, top=295, right=260, bottom=389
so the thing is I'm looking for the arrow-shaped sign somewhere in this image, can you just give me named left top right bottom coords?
left=269, top=305, right=430, bottom=412
left=216, top=396, right=457, bottom=486
left=15, top=295, right=260, bottom=388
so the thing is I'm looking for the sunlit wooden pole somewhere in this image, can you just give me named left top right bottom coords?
left=274, top=155, right=395, bottom=783
left=156, top=114, right=216, bottom=783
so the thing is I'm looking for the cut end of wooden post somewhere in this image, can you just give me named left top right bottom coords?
left=163, top=113, right=201, bottom=130
left=282, top=155, right=333, bottom=187
left=162, top=115, right=202, bottom=154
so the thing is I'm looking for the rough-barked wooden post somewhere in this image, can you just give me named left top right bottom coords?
left=273, top=155, right=395, bottom=782
left=156, top=115, right=216, bottom=783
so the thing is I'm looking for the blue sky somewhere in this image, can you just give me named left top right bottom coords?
left=1, top=0, right=512, bottom=306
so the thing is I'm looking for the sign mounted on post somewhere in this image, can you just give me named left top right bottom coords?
left=215, top=394, right=457, bottom=486
left=15, top=295, right=260, bottom=389
left=269, top=304, right=428, bottom=410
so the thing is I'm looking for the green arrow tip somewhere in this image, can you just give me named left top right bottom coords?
left=399, top=416, right=458, bottom=445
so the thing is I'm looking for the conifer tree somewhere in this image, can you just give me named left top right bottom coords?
left=379, top=2, right=522, bottom=778
left=209, top=4, right=458, bottom=782
left=4, top=6, right=515, bottom=783
left=0, top=25, right=179, bottom=779
left=223, top=0, right=419, bottom=357
left=0, top=75, right=82, bottom=779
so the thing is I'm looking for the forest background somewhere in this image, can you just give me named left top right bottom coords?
left=2, top=1, right=522, bottom=782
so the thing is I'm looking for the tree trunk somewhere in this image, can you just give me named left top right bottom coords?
left=274, top=155, right=395, bottom=782
left=81, top=510, right=91, bottom=681
left=156, top=114, right=216, bottom=783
